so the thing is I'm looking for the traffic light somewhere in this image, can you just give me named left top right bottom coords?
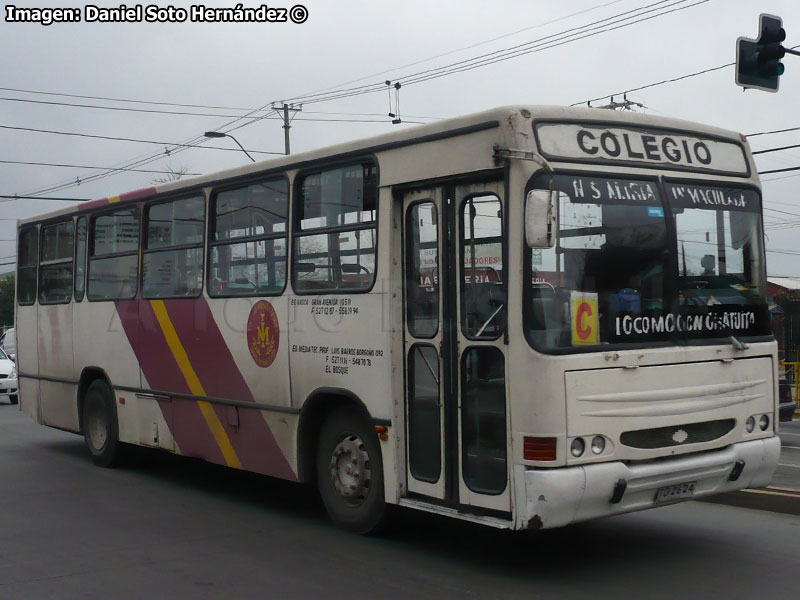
left=736, top=13, right=786, bottom=92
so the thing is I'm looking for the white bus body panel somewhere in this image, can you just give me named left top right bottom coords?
left=37, top=302, right=76, bottom=430
left=515, top=436, right=780, bottom=530
left=17, top=305, right=39, bottom=421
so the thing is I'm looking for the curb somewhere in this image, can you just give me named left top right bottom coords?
left=697, top=486, right=800, bottom=516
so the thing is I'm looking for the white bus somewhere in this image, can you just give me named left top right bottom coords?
left=15, top=106, right=780, bottom=532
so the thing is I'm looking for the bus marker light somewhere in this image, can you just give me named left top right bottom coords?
left=375, top=425, right=389, bottom=441
left=759, top=414, right=770, bottom=431
left=523, top=436, right=557, bottom=461
left=570, top=437, right=585, bottom=457
left=119, top=397, right=125, bottom=404
left=746, top=416, right=756, bottom=433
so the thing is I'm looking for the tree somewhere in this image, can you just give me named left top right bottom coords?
left=151, top=164, right=189, bottom=185
left=0, top=273, right=14, bottom=327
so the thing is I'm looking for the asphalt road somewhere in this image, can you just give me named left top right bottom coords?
left=1, top=402, right=799, bottom=600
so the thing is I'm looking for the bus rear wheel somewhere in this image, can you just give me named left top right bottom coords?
left=82, top=379, right=123, bottom=468
left=316, top=407, right=386, bottom=534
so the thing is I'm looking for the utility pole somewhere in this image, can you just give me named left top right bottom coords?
left=272, top=103, right=301, bottom=154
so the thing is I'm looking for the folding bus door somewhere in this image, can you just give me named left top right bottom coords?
left=402, top=181, right=510, bottom=513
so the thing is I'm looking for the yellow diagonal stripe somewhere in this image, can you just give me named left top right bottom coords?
left=150, top=300, right=242, bottom=469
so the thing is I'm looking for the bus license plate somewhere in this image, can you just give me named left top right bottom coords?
left=654, top=481, right=696, bottom=503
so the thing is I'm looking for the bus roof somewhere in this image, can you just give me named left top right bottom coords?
left=17, top=104, right=748, bottom=227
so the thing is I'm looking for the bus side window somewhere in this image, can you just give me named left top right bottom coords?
left=406, top=201, right=438, bottom=338
left=461, top=194, right=505, bottom=339
left=17, top=227, right=39, bottom=305
left=143, top=196, right=205, bottom=298
left=39, top=220, right=74, bottom=304
left=292, top=163, right=377, bottom=293
left=88, top=207, right=140, bottom=301
left=209, top=178, right=288, bottom=297
left=461, top=346, right=507, bottom=494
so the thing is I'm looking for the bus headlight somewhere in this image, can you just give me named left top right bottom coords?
left=591, top=435, right=605, bottom=455
left=759, top=414, right=770, bottom=431
left=570, top=437, right=585, bottom=457
left=745, top=416, right=756, bottom=433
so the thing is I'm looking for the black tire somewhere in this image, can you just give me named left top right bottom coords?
left=316, top=407, right=386, bottom=534
left=82, top=379, right=123, bottom=468
left=8, top=394, right=17, bottom=405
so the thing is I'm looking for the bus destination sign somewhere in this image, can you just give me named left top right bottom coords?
left=534, top=123, right=749, bottom=175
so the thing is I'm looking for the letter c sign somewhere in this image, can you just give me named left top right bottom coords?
left=571, top=295, right=599, bottom=345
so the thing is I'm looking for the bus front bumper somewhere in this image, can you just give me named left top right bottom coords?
left=515, top=436, right=781, bottom=530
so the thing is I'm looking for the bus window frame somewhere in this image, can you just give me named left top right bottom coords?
left=207, top=174, right=290, bottom=299
left=87, top=204, right=142, bottom=302
left=142, top=193, right=207, bottom=300
left=38, top=218, right=75, bottom=306
left=17, top=225, right=39, bottom=306
left=459, top=191, right=505, bottom=342
left=291, top=157, right=380, bottom=295
left=521, top=168, right=774, bottom=356
left=74, top=216, right=87, bottom=302
left=405, top=197, right=441, bottom=340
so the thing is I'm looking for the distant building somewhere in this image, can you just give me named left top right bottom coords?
left=767, top=277, right=800, bottom=362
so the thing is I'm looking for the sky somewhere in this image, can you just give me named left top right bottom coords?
left=2, top=0, right=800, bottom=275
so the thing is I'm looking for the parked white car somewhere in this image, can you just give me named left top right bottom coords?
left=0, top=328, right=15, bottom=358
left=0, top=347, right=17, bottom=405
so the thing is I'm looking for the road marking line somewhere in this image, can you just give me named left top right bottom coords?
left=742, top=488, right=800, bottom=498
left=777, top=463, right=800, bottom=469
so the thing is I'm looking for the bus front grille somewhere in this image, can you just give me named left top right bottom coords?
left=620, top=419, right=736, bottom=449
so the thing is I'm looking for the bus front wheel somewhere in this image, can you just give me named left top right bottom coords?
left=316, top=407, right=386, bottom=534
left=82, top=379, right=123, bottom=468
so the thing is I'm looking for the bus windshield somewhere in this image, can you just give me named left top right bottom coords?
left=525, top=174, right=769, bottom=351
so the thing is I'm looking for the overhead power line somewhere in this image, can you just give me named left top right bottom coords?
left=297, top=0, right=628, bottom=98
left=762, top=172, right=800, bottom=183
left=575, top=62, right=732, bottom=106
left=575, top=43, right=800, bottom=107
left=0, top=195, right=89, bottom=201
left=764, top=206, right=800, bottom=219
left=759, top=166, right=800, bottom=176
left=0, top=96, right=263, bottom=118
left=752, top=144, right=800, bottom=155
left=0, top=86, right=256, bottom=111
left=0, top=86, right=441, bottom=120
left=0, top=97, right=434, bottom=123
left=0, top=160, right=202, bottom=175
left=0, top=125, right=285, bottom=156
left=13, top=0, right=708, bottom=199
left=286, top=0, right=709, bottom=107
left=747, top=126, right=800, bottom=138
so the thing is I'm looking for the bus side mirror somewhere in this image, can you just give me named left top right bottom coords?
left=525, top=189, right=557, bottom=248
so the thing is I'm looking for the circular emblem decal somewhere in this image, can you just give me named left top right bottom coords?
left=247, top=300, right=279, bottom=368
left=672, top=429, right=689, bottom=444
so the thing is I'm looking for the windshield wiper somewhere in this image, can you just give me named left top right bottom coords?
left=728, top=334, right=749, bottom=351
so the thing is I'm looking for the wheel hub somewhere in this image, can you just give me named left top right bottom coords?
left=85, top=399, right=107, bottom=452
left=329, top=434, right=371, bottom=505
